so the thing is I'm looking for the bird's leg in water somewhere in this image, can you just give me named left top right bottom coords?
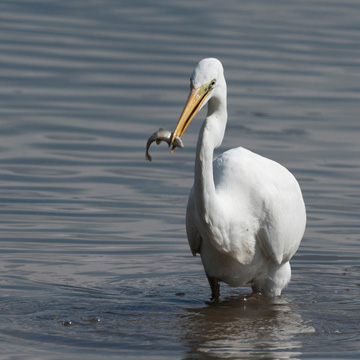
left=207, top=275, right=220, bottom=300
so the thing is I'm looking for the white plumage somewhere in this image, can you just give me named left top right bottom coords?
left=171, top=58, right=306, bottom=299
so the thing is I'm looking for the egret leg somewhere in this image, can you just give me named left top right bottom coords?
left=207, top=275, right=220, bottom=300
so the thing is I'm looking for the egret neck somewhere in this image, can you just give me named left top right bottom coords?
left=194, top=89, right=227, bottom=226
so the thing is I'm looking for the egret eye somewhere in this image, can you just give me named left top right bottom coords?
left=208, top=79, right=216, bottom=91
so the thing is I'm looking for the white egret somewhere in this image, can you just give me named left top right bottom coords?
left=170, top=58, right=306, bottom=299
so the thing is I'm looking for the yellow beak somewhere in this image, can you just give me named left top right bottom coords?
left=170, top=85, right=210, bottom=154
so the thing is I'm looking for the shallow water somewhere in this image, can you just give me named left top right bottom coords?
left=0, top=0, right=359, bottom=359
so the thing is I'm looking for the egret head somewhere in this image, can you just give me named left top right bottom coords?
left=171, top=58, right=225, bottom=150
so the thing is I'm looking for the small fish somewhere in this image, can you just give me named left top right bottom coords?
left=145, top=128, right=184, bottom=161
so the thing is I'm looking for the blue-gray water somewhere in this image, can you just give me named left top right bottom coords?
left=0, top=1, right=359, bottom=359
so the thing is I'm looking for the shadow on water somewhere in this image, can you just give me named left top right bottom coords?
left=181, top=294, right=314, bottom=360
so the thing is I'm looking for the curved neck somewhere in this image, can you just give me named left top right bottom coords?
left=194, top=96, right=227, bottom=221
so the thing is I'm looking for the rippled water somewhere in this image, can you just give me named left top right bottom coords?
left=0, top=1, right=359, bottom=359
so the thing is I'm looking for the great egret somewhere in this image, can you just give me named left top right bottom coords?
left=170, top=58, right=306, bottom=299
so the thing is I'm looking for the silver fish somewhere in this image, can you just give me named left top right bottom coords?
left=145, top=128, right=184, bottom=161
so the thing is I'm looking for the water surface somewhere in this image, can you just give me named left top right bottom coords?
left=0, top=1, right=359, bottom=359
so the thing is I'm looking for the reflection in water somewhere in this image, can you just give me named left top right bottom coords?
left=182, top=295, right=314, bottom=359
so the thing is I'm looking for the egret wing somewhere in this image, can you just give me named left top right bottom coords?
left=214, top=147, right=306, bottom=265
left=255, top=172, right=306, bottom=265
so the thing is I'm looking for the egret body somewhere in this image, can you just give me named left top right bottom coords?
left=171, top=58, right=306, bottom=299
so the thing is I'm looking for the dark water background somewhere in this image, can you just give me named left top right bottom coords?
left=0, top=1, right=359, bottom=359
